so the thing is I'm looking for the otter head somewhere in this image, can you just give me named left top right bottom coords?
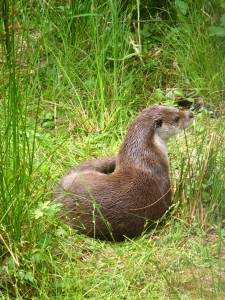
left=153, top=106, right=194, bottom=142
left=117, top=105, right=194, bottom=164
left=123, top=105, right=194, bottom=146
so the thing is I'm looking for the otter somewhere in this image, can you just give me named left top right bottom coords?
left=54, top=106, right=194, bottom=241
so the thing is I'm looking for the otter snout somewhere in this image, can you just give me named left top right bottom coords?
left=188, top=112, right=194, bottom=119
left=182, top=110, right=194, bottom=128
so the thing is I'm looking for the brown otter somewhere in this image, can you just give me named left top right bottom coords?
left=54, top=106, right=194, bottom=241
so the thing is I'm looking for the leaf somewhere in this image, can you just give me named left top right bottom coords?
left=174, top=89, right=185, bottom=97
left=24, top=271, right=34, bottom=282
left=41, top=120, right=55, bottom=129
left=186, top=97, right=194, bottom=103
left=202, top=191, right=211, bottom=203
left=45, top=112, right=54, bottom=120
left=34, top=209, right=43, bottom=219
left=175, top=0, right=188, bottom=16
left=219, top=281, right=225, bottom=291
left=42, top=201, right=51, bottom=209
left=7, top=257, right=15, bottom=270
left=220, top=13, right=225, bottom=27
left=155, top=88, right=164, bottom=100
left=209, top=26, right=225, bottom=37
left=37, top=233, right=52, bottom=248
left=56, top=227, right=68, bottom=237
left=18, top=270, right=25, bottom=280
left=165, top=90, right=174, bottom=99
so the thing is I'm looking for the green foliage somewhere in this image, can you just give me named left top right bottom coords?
left=33, top=201, right=61, bottom=220
left=209, top=13, right=225, bottom=37
left=0, top=0, right=224, bottom=298
left=172, top=111, right=225, bottom=224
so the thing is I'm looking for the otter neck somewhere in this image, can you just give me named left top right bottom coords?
left=117, top=124, right=169, bottom=171
left=154, top=133, right=169, bottom=163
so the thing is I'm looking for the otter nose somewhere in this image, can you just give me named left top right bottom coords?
left=188, top=112, right=194, bottom=118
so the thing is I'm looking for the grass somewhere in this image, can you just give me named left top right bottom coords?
left=0, top=0, right=224, bottom=299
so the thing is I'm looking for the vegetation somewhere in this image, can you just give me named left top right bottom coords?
left=0, top=0, right=224, bottom=299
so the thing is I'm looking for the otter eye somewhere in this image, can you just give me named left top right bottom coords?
left=175, top=116, right=180, bottom=122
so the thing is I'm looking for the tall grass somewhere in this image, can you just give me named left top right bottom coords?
left=0, top=0, right=224, bottom=298
left=172, top=113, right=225, bottom=224
left=0, top=1, right=35, bottom=240
left=163, top=1, right=225, bottom=103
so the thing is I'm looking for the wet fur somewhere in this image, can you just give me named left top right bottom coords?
left=54, top=106, right=194, bottom=241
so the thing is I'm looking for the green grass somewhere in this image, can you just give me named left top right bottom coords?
left=0, top=1, right=224, bottom=299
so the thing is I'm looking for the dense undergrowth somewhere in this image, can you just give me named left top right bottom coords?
left=0, top=1, right=224, bottom=299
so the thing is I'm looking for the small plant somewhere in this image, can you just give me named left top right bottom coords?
left=33, top=201, right=61, bottom=220
left=209, top=13, right=225, bottom=37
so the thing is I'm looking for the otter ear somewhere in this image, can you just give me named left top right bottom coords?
left=156, top=119, right=163, bottom=128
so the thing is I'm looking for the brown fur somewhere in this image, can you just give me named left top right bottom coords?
left=54, top=106, right=194, bottom=241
